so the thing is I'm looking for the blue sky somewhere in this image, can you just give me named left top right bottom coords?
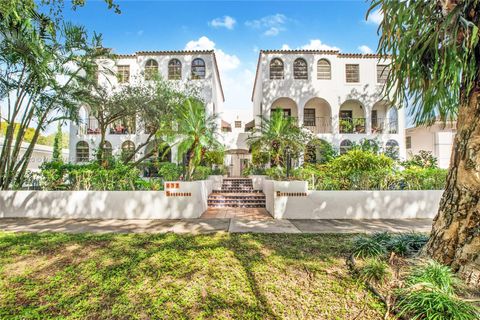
left=64, top=0, right=383, bottom=119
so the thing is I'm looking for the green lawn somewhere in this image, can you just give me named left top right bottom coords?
left=0, top=232, right=386, bottom=319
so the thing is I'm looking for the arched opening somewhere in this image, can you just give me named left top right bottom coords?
left=303, top=97, right=332, bottom=133
left=144, top=59, right=158, bottom=80
left=305, top=139, right=332, bottom=164
left=269, top=58, right=284, bottom=80
left=340, top=139, right=353, bottom=155
left=168, top=59, right=182, bottom=80
left=76, top=141, right=89, bottom=162
left=293, top=58, right=308, bottom=80
left=339, top=100, right=366, bottom=133
left=372, top=101, right=398, bottom=134
left=385, top=139, right=400, bottom=159
left=121, top=140, right=135, bottom=161
left=191, top=58, right=206, bottom=79
left=271, top=97, right=298, bottom=119
left=317, top=59, right=331, bottom=80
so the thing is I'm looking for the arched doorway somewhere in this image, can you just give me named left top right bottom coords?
left=225, top=149, right=250, bottom=177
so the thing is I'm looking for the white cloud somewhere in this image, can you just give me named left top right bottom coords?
left=209, top=16, right=236, bottom=30
left=280, top=39, right=339, bottom=51
left=300, top=39, right=339, bottom=51
left=185, top=36, right=240, bottom=71
left=358, top=45, right=373, bottom=54
left=366, top=9, right=383, bottom=25
left=184, top=36, right=252, bottom=112
left=245, top=14, right=287, bottom=36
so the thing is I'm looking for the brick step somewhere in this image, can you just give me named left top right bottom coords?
left=208, top=203, right=266, bottom=208
left=208, top=199, right=266, bottom=204
left=213, top=190, right=261, bottom=194
left=208, top=193, right=265, bottom=199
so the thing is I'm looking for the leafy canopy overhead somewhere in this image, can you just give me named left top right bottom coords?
left=370, top=1, right=480, bottom=125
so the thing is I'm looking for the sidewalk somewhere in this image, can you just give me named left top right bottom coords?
left=0, top=218, right=433, bottom=234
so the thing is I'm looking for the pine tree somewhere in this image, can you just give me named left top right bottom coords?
left=52, top=123, right=63, bottom=162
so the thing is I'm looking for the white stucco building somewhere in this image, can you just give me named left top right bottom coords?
left=251, top=50, right=406, bottom=159
left=69, top=50, right=224, bottom=164
left=406, top=121, right=456, bottom=168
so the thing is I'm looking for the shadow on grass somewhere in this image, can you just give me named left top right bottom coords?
left=0, top=232, right=372, bottom=319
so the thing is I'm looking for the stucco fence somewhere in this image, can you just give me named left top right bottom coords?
left=0, top=175, right=443, bottom=220
left=0, top=180, right=211, bottom=220
left=262, top=180, right=443, bottom=220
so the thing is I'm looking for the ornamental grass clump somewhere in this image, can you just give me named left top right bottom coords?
left=397, top=261, right=479, bottom=320
left=351, top=235, right=387, bottom=258
left=359, top=258, right=390, bottom=283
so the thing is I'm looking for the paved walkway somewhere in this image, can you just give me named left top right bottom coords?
left=201, top=208, right=272, bottom=220
left=0, top=218, right=433, bottom=234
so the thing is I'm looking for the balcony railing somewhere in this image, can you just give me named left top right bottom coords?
left=371, top=118, right=398, bottom=134
left=78, top=118, right=100, bottom=135
left=303, top=117, right=332, bottom=134
left=339, top=117, right=366, bottom=134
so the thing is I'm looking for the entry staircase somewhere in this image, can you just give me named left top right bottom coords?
left=208, top=178, right=266, bottom=208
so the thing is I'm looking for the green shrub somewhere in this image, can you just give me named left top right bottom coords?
left=396, top=167, right=447, bottom=190
left=265, top=166, right=285, bottom=180
left=40, top=160, right=150, bottom=191
left=406, top=261, right=459, bottom=294
left=351, top=235, right=387, bottom=258
left=242, top=165, right=266, bottom=176
left=397, top=286, right=479, bottom=320
left=386, top=233, right=429, bottom=256
left=396, top=260, right=479, bottom=320
left=157, top=162, right=183, bottom=181
left=191, top=165, right=212, bottom=180
left=203, top=150, right=225, bottom=166
left=360, top=258, right=390, bottom=283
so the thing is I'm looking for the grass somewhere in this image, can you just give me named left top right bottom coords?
left=0, top=232, right=387, bottom=319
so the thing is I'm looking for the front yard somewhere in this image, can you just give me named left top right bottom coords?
left=0, top=232, right=386, bottom=319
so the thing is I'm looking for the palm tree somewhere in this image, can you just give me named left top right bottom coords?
left=167, top=98, right=221, bottom=181
left=371, top=0, right=479, bottom=285
left=248, top=110, right=311, bottom=168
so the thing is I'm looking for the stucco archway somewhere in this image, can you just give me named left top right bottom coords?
left=339, top=100, right=366, bottom=133
left=303, top=97, right=332, bottom=133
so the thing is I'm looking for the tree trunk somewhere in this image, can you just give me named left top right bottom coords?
left=425, top=87, right=480, bottom=287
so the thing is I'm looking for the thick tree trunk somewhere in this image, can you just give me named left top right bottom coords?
left=425, top=88, right=480, bottom=287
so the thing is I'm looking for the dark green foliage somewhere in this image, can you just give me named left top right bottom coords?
left=352, top=232, right=429, bottom=259
left=370, top=1, right=480, bottom=125
left=406, top=261, right=459, bottom=294
left=360, top=259, right=390, bottom=283
left=351, top=235, right=387, bottom=258
left=397, top=289, right=479, bottom=320
left=39, top=160, right=151, bottom=191
left=52, top=123, right=63, bottom=162
left=397, top=261, right=479, bottom=320
left=156, top=162, right=183, bottom=181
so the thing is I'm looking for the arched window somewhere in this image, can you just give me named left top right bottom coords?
left=317, top=59, right=331, bottom=80
left=270, top=58, right=284, bottom=80
left=340, top=139, right=352, bottom=155
left=385, top=139, right=400, bottom=159
left=121, top=141, right=135, bottom=161
left=294, top=58, right=308, bottom=80
left=168, top=59, right=182, bottom=80
left=144, top=59, right=158, bottom=80
left=76, top=141, right=89, bottom=162
left=191, top=58, right=206, bottom=79
left=102, top=141, right=112, bottom=158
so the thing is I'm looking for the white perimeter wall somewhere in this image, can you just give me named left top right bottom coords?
left=0, top=180, right=211, bottom=219
left=263, top=180, right=443, bottom=219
